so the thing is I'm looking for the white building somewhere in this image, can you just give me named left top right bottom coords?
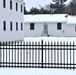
left=0, top=0, right=24, bottom=41
left=24, top=14, right=76, bottom=37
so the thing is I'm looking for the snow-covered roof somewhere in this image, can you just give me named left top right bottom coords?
left=24, top=14, right=67, bottom=23
left=24, top=14, right=76, bottom=24
left=67, top=15, right=76, bottom=24
left=17, top=0, right=25, bottom=3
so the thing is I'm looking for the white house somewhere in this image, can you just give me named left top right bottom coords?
left=24, top=14, right=76, bottom=37
left=0, top=0, right=24, bottom=41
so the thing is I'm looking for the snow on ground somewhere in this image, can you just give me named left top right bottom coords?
left=24, top=37, right=76, bottom=42
left=0, top=37, right=76, bottom=75
left=0, top=68, right=76, bottom=75
left=24, top=37, right=76, bottom=65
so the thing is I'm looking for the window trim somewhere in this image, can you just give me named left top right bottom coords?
left=10, top=0, right=12, bottom=10
left=21, top=23, right=23, bottom=31
left=21, top=5, right=22, bottom=12
left=57, top=23, right=62, bottom=30
left=3, top=21, right=6, bottom=31
left=16, top=3, right=18, bottom=11
left=16, top=22, right=18, bottom=31
left=10, top=22, right=13, bottom=31
left=75, top=26, right=76, bottom=32
left=30, top=23, right=35, bottom=30
left=3, top=0, right=6, bottom=8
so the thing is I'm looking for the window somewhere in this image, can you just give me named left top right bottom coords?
left=3, top=21, right=6, bottom=31
left=16, top=22, right=18, bottom=31
left=30, top=23, right=34, bottom=30
left=75, top=26, right=76, bottom=32
left=21, top=23, right=23, bottom=31
left=3, top=0, right=6, bottom=8
left=16, top=3, right=18, bottom=11
left=57, top=23, right=62, bottom=30
left=10, top=22, right=12, bottom=31
left=10, top=0, right=12, bottom=9
left=21, top=5, right=22, bottom=12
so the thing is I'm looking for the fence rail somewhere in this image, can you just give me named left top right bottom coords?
left=0, top=40, right=76, bottom=69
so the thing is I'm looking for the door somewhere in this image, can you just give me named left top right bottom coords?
left=44, top=24, right=48, bottom=35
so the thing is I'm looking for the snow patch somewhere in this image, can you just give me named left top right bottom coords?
left=64, top=0, right=72, bottom=6
left=24, top=37, right=76, bottom=42
left=24, top=14, right=76, bottom=24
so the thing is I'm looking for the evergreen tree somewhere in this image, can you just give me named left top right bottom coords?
left=50, top=0, right=67, bottom=13
left=52, top=0, right=67, bottom=4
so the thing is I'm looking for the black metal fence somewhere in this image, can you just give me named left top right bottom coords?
left=0, top=40, right=76, bottom=69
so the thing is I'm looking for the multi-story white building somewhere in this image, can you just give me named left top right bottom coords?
left=0, top=0, right=24, bottom=41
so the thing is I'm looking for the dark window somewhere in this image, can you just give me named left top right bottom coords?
left=75, top=26, right=76, bottom=32
left=3, top=21, right=6, bottom=31
left=10, top=0, right=12, bottom=9
left=3, top=0, right=6, bottom=8
left=30, top=23, right=34, bottom=30
left=57, top=23, right=62, bottom=30
left=16, top=3, right=18, bottom=11
left=21, top=23, right=23, bottom=31
left=21, top=5, right=22, bottom=12
left=10, top=22, right=12, bottom=31
left=16, top=22, right=18, bottom=31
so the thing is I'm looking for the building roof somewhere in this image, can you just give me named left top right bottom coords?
left=24, top=14, right=76, bottom=24
left=67, top=16, right=76, bottom=24
left=16, top=0, right=25, bottom=3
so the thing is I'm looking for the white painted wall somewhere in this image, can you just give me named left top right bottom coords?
left=24, top=22, right=76, bottom=37
left=63, top=24, right=76, bottom=37
left=24, top=22, right=44, bottom=37
left=0, top=0, right=24, bottom=41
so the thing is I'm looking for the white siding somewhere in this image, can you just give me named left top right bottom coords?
left=0, top=0, right=24, bottom=41
left=24, top=23, right=43, bottom=37
left=64, top=24, right=76, bottom=37
left=24, top=22, right=64, bottom=37
left=24, top=22, right=76, bottom=37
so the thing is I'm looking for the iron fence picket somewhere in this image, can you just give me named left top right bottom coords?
left=0, top=42, right=1, bottom=67
left=0, top=41, right=75, bottom=69
left=73, top=42, right=75, bottom=70
left=3, top=42, right=4, bottom=68
left=67, top=42, right=68, bottom=69
left=48, top=42, right=49, bottom=68
left=51, top=42, right=53, bottom=68
left=41, top=40, right=43, bottom=68
left=63, top=42, right=65, bottom=69
left=23, top=42, right=25, bottom=68
left=70, top=42, right=71, bottom=70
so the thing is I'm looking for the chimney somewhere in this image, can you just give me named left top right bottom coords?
left=65, top=15, right=68, bottom=18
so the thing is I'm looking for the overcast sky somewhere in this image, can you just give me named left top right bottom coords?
left=24, top=0, right=52, bottom=11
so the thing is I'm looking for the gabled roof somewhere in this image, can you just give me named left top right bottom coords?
left=16, top=0, right=25, bottom=3
left=24, top=14, right=76, bottom=24
left=67, top=16, right=76, bottom=24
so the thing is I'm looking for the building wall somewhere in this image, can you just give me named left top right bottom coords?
left=63, top=24, right=76, bottom=37
left=24, top=22, right=65, bottom=37
left=24, top=22, right=76, bottom=37
left=48, top=22, right=64, bottom=36
left=0, top=0, right=24, bottom=41
left=24, top=22, right=43, bottom=37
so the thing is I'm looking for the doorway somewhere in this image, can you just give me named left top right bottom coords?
left=44, top=24, right=48, bottom=35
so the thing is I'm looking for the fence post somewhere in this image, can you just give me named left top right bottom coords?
left=41, top=40, right=43, bottom=68
left=0, top=42, right=1, bottom=67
